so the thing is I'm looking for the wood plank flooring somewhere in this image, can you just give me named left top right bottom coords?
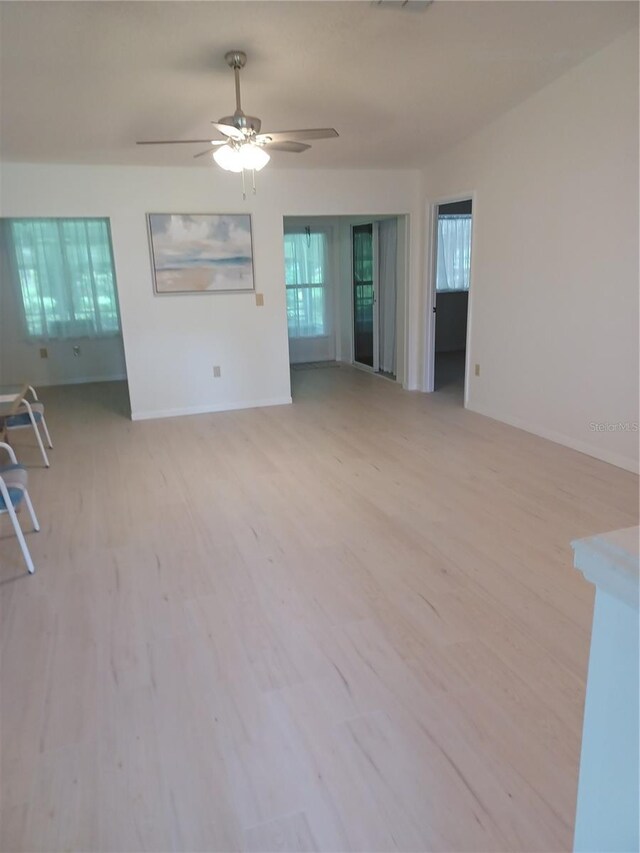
left=1, top=366, right=637, bottom=852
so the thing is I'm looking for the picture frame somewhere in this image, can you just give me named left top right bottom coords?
left=147, top=213, right=255, bottom=295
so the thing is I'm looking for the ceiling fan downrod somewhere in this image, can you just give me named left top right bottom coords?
left=225, top=50, right=247, bottom=116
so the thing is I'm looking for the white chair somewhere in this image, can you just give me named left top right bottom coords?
left=4, top=385, right=53, bottom=467
left=0, top=442, right=40, bottom=574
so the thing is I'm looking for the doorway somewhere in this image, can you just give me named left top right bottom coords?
left=429, top=199, right=473, bottom=399
left=283, top=215, right=405, bottom=389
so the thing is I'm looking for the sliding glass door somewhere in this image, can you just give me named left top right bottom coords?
left=352, top=223, right=377, bottom=369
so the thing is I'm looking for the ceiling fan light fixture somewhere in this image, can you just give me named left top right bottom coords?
left=239, top=143, right=270, bottom=172
left=212, top=144, right=244, bottom=172
left=212, top=141, right=270, bottom=174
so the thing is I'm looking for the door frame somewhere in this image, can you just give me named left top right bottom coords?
left=424, top=191, right=476, bottom=405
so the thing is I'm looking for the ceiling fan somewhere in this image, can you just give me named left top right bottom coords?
left=137, top=50, right=338, bottom=194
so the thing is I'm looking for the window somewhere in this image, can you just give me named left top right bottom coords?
left=436, top=214, right=472, bottom=291
left=6, top=218, right=121, bottom=339
left=284, top=231, right=328, bottom=338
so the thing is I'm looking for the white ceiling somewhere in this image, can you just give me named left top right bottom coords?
left=0, top=1, right=636, bottom=169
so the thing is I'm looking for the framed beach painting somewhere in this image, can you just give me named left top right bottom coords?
left=147, top=213, right=255, bottom=294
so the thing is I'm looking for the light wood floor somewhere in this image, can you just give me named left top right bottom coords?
left=1, top=367, right=637, bottom=853
left=434, top=351, right=465, bottom=395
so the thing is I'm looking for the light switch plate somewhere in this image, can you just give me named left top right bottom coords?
left=255, top=293, right=264, bottom=306
left=475, top=363, right=480, bottom=376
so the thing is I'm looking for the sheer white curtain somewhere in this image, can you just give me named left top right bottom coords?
left=378, top=219, right=397, bottom=376
left=284, top=231, right=329, bottom=338
left=436, top=214, right=472, bottom=291
left=284, top=226, right=335, bottom=363
left=5, top=218, right=121, bottom=340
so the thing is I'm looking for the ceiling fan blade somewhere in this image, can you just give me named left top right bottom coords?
left=193, top=148, right=217, bottom=159
left=212, top=122, right=244, bottom=140
left=263, top=141, right=311, bottom=153
left=137, top=139, right=219, bottom=145
left=256, top=128, right=338, bottom=144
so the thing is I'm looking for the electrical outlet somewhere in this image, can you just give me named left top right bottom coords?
left=73, top=345, right=81, bottom=357
left=255, top=293, right=264, bottom=307
left=39, top=347, right=48, bottom=359
left=474, top=363, right=480, bottom=377
left=213, top=366, right=221, bottom=378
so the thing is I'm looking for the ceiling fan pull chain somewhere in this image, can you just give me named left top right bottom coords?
left=252, top=169, right=257, bottom=195
left=242, top=169, right=246, bottom=200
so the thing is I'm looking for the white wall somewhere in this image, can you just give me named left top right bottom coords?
left=0, top=329, right=126, bottom=387
left=0, top=165, right=423, bottom=419
left=422, top=30, right=639, bottom=472
left=0, top=234, right=127, bottom=385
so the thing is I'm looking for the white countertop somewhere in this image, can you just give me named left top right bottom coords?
left=572, top=526, right=639, bottom=609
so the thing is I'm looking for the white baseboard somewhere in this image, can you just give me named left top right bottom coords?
left=131, top=396, right=293, bottom=422
left=4, top=374, right=128, bottom=387
left=468, top=402, right=639, bottom=474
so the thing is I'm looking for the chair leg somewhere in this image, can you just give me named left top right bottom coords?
left=5, top=502, right=35, bottom=574
left=40, top=416, right=53, bottom=449
left=22, top=488, right=40, bottom=532
left=24, top=411, right=50, bottom=467
left=33, top=424, right=50, bottom=467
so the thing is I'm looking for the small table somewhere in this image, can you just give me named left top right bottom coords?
left=0, top=384, right=29, bottom=439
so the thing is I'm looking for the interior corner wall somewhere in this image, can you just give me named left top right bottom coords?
left=0, top=165, right=422, bottom=419
left=422, top=28, right=639, bottom=473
